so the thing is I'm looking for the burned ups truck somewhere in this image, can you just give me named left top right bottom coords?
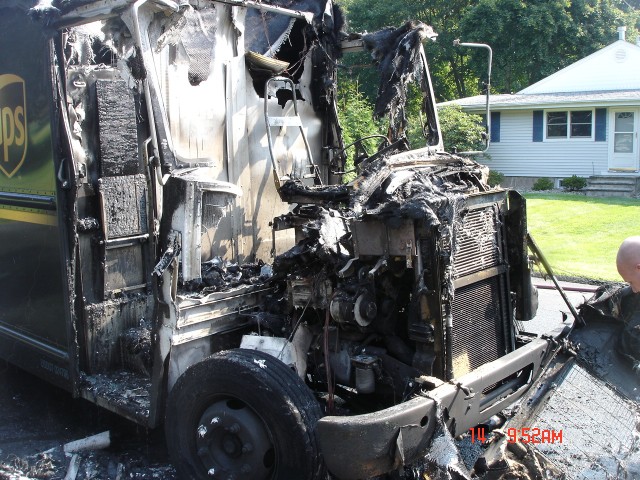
left=0, top=0, right=560, bottom=478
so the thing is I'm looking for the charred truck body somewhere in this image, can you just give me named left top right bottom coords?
left=0, top=0, right=559, bottom=478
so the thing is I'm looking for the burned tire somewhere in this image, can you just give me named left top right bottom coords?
left=165, top=349, right=325, bottom=480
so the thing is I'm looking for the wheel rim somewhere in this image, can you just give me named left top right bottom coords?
left=195, top=397, right=274, bottom=479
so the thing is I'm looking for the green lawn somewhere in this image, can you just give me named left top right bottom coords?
left=523, top=193, right=640, bottom=281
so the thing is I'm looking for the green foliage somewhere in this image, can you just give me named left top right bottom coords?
left=532, top=177, right=555, bottom=191
left=560, top=175, right=587, bottom=191
left=460, top=0, right=570, bottom=93
left=340, top=0, right=482, bottom=101
left=336, top=65, right=428, bottom=164
left=404, top=83, right=431, bottom=149
left=525, top=193, right=640, bottom=280
left=460, top=0, right=637, bottom=93
left=339, top=0, right=639, bottom=100
left=336, top=76, right=382, bottom=182
left=437, top=104, right=485, bottom=152
left=488, top=170, right=505, bottom=187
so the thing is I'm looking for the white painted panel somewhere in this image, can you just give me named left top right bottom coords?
left=158, top=5, right=236, bottom=169
left=478, top=110, right=609, bottom=178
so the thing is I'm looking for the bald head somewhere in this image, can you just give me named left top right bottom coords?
left=617, top=236, right=640, bottom=293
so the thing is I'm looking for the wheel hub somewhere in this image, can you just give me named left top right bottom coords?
left=196, top=398, right=274, bottom=478
left=222, top=434, right=242, bottom=457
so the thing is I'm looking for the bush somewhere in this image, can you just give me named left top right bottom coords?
left=437, top=104, right=486, bottom=153
left=488, top=170, right=504, bottom=187
left=561, top=175, right=587, bottom=191
left=532, top=177, right=554, bottom=191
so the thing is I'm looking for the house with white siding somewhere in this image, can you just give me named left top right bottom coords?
left=441, top=27, right=640, bottom=195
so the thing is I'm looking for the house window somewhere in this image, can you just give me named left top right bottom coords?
left=547, top=112, right=567, bottom=137
left=570, top=111, right=593, bottom=137
left=545, top=110, right=593, bottom=139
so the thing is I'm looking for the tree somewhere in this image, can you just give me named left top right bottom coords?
left=567, top=0, right=640, bottom=58
left=437, top=104, right=486, bottom=152
left=336, top=77, right=382, bottom=181
left=339, top=0, right=482, bottom=101
left=459, top=0, right=638, bottom=93
left=338, top=0, right=639, bottom=100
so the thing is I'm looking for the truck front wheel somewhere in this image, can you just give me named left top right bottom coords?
left=165, top=348, right=325, bottom=479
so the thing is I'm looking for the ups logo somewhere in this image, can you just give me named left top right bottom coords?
left=0, top=74, right=27, bottom=178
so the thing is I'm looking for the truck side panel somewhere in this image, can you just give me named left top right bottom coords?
left=0, top=6, right=72, bottom=390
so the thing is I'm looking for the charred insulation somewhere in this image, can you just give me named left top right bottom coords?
left=181, top=6, right=218, bottom=86
left=126, top=46, right=146, bottom=82
left=179, top=259, right=268, bottom=295
left=363, top=21, right=433, bottom=141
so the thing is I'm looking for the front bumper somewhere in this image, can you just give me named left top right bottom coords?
left=317, top=331, right=567, bottom=479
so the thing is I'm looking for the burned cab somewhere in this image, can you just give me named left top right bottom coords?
left=0, top=0, right=560, bottom=478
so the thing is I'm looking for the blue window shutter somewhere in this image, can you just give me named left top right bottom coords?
left=595, top=108, right=606, bottom=141
left=491, top=112, right=500, bottom=143
left=533, top=110, right=543, bottom=142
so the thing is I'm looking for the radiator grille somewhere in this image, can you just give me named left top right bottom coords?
left=450, top=276, right=508, bottom=378
left=453, top=207, right=502, bottom=278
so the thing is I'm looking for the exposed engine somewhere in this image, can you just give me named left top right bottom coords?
left=255, top=149, right=534, bottom=410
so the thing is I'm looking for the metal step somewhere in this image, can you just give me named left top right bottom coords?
left=80, top=370, right=151, bottom=426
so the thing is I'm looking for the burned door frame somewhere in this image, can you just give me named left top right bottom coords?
left=43, top=13, right=164, bottom=426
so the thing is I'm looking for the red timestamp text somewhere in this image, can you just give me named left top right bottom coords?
left=507, top=427, right=563, bottom=444
left=468, top=427, right=563, bottom=444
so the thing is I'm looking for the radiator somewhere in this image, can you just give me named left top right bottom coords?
left=450, top=276, right=510, bottom=377
left=448, top=203, right=512, bottom=378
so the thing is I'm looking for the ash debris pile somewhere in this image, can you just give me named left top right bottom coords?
left=578, top=282, right=640, bottom=376
left=180, top=258, right=271, bottom=295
